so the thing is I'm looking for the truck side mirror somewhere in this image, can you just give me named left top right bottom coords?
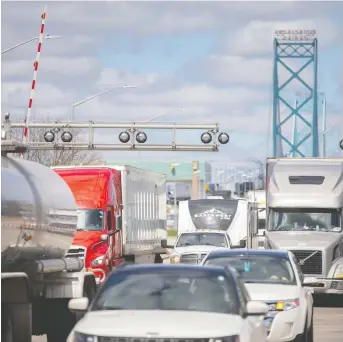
left=161, top=239, right=174, bottom=249
left=115, top=215, right=122, bottom=231
left=100, top=234, right=108, bottom=241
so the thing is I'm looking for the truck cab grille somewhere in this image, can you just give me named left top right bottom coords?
left=65, top=246, right=86, bottom=260
left=291, top=250, right=323, bottom=275
left=180, top=253, right=207, bottom=264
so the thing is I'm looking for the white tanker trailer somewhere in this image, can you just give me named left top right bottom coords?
left=1, top=138, right=96, bottom=342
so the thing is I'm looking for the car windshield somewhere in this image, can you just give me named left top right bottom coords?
left=76, top=209, right=104, bottom=231
left=176, top=233, right=228, bottom=247
left=269, top=208, right=342, bottom=233
left=204, top=255, right=297, bottom=285
left=91, top=271, right=238, bottom=314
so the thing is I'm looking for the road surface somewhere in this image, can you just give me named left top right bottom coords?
left=32, top=236, right=343, bottom=342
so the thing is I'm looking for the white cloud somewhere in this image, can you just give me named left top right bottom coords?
left=224, top=19, right=341, bottom=56
left=1, top=1, right=341, bottom=162
left=2, top=57, right=101, bottom=78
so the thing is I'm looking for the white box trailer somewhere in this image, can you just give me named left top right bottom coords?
left=177, top=199, right=258, bottom=247
left=108, top=165, right=167, bottom=256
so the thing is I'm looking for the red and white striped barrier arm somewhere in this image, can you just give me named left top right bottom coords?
left=22, top=6, right=47, bottom=157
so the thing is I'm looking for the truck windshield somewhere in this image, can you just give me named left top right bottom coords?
left=77, top=209, right=104, bottom=231
left=176, top=233, right=228, bottom=247
left=269, top=208, right=342, bottom=233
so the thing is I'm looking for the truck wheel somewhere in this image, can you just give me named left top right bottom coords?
left=46, top=299, right=76, bottom=342
left=2, top=303, right=32, bottom=342
left=154, top=254, right=163, bottom=264
left=2, top=305, right=13, bottom=342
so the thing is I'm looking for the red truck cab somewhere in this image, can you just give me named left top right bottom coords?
left=53, top=167, right=124, bottom=283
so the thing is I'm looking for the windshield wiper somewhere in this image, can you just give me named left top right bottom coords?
left=101, top=306, right=125, bottom=310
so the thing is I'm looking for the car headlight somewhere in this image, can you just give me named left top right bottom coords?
left=170, top=255, right=180, bottom=264
left=268, top=298, right=300, bottom=312
left=70, top=331, right=98, bottom=342
left=334, top=264, right=343, bottom=278
left=209, top=336, right=240, bottom=342
left=90, top=255, right=105, bottom=267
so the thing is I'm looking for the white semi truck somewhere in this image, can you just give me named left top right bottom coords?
left=265, top=157, right=343, bottom=296
left=1, top=140, right=97, bottom=342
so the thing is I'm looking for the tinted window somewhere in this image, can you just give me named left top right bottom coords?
left=77, top=209, right=104, bottom=231
left=204, top=255, right=296, bottom=285
left=176, top=233, right=228, bottom=247
left=92, top=271, right=238, bottom=314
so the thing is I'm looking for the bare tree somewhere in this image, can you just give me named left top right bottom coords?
left=12, top=126, right=104, bottom=167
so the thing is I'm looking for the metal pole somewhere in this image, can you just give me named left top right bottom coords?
left=173, top=183, right=177, bottom=231
left=322, top=97, right=327, bottom=157
left=11, top=122, right=219, bottom=130
left=1, top=37, right=38, bottom=54
left=192, top=161, right=199, bottom=200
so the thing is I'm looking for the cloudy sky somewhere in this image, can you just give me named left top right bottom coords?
left=2, top=1, right=342, bottom=163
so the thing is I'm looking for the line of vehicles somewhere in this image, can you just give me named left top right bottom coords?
left=169, top=157, right=343, bottom=298
left=1, top=141, right=170, bottom=342
left=1, top=135, right=343, bottom=341
left=67, top=249, right=314, bottom=342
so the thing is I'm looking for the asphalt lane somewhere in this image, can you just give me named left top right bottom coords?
left=313, top=296, right=343, bottom=342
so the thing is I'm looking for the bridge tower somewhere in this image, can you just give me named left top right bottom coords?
left=272, top=29, right=319, bottom=157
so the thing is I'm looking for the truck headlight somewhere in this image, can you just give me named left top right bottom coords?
left=70, top=331, right=98, bottom=342
left=170, top=255, right=180, bottom=264
left=269, top=298, right=300, bottom=311
left=90, top=256, right=105, bottom=267
left=334, top=264, right=343, bottom=279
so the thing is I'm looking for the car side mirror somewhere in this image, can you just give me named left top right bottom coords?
left=239, top=239, right=247, bottom=248
left=161, top=239, right=174, bottom=249
left=244, top=301, right=269, bottom=317
left=68, top=297, right=89, bottom=313
left=302, top=278, right=312, bottom=287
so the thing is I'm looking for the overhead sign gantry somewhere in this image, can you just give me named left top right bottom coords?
left=1, top=113, right=230, bottom=153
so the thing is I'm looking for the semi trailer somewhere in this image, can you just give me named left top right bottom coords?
left=53, top=165, right=168, bottom=283
left=1, top=140, right=97, bottom=342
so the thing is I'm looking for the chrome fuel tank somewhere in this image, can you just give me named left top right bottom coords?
left=1, top=156, right=77, bottom=262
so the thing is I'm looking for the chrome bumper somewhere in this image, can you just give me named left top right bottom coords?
left=304, top=277, right=343, bottom=294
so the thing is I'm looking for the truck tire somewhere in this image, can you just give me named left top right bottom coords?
left=2, top=305, right=13, bottom=342
left=2, top=303, right=32, bottom=342
left=154, top=253, right=163, bottom=264
left=46, top=299, right=76, bottom=342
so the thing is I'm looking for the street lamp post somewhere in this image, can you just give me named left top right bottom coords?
left=71, top=85, right=136, bottom=121
left=144, top=108, right=185, bottom=122
left=1, top=34, right=62, bottom=54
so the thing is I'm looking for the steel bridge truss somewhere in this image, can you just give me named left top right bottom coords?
left=273, top=37, right=319, bottom=157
